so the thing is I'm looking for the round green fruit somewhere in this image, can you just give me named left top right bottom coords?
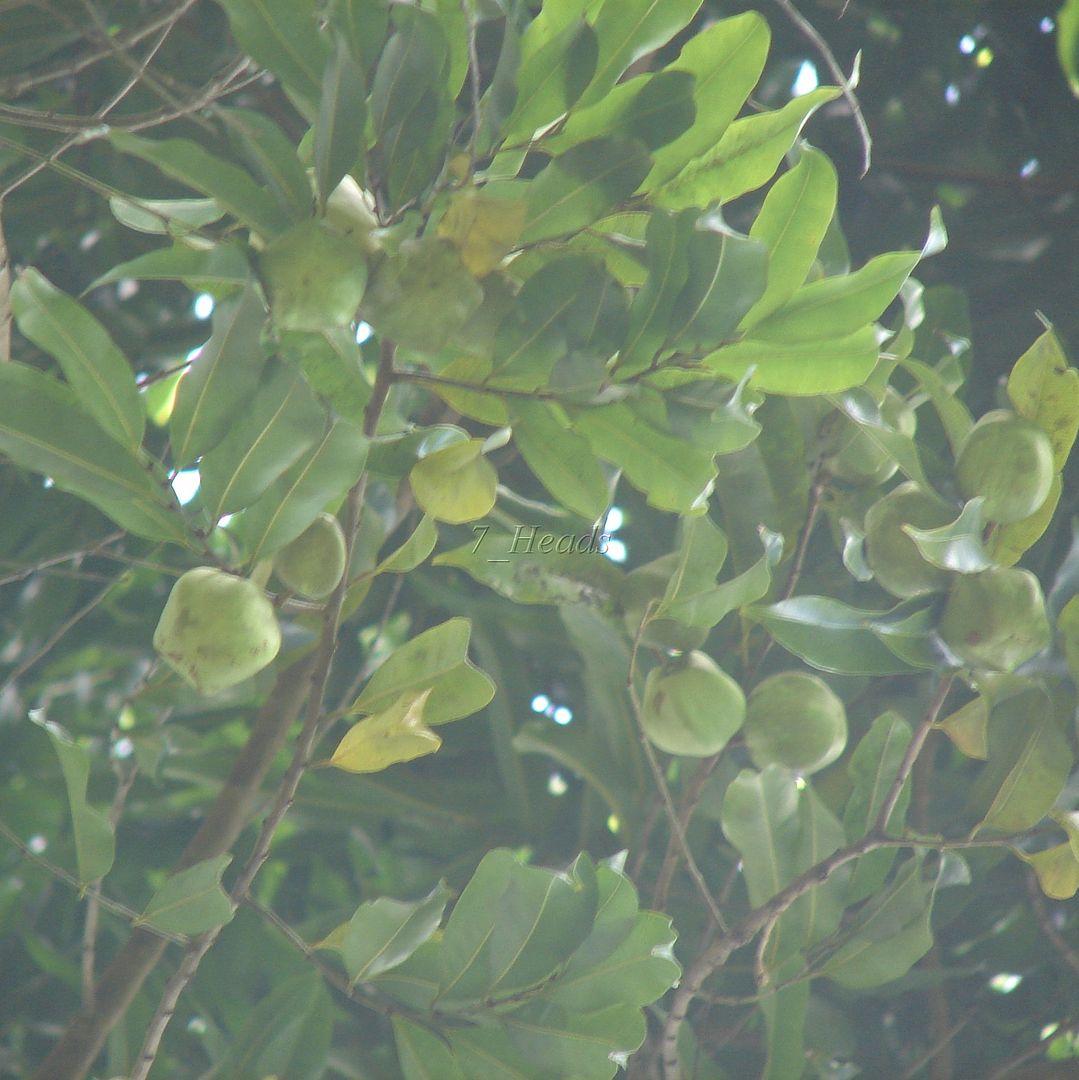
left=744, top=671, right=847, bottom=775
left=273, top=513, right=347, bottom=599
left=641, top=652, right=746, bottom=757
left=954, top=410, right=1054, bottom=524
left=938, top=567, right=1050, bottom=672
left=153, top=567, right=281, bottom=695
left=864, top=481, right=955, bottom=598
left=824, top=388, right=916, bottom=486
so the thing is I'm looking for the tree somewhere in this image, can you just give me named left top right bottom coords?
left=2, top=2, right=1079, bottom=1078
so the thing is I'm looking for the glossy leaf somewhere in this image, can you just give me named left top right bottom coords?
left=906, top=498, right=994, bottom=573
left=899, top=356, right=974, bottom=456
left=1060, top=595, right=1079, bottom=685
left=376, top=515, right=438, bottom=574
left=409, top=438, right=497, bottom=523
left=0, top=362, right=186, bottom=542
left=90, top=242, right=251, bottom=290
left=655, top=88, right=840, bottom=209
left=135, top=854, right=234, bottom=936
left=198, top=362, right=324, bottom=519
left=316, top=34, right=367, bottom=204
left=989, top=472, right=1062, bottom=567
left=109, top=131, right=288, bottom=238
left=349, top=618, right=495, bottom=726
left=1006, top=326, right=1079, bottom=470
left=36, top=719, right=115, bottom=886
left=236, top=419, right=368, bottom=561
left=170, top=284, right=268, bottom=468
left=11, top=269, right=144, bottom=449
left=108, top=195, right=224, bottom=235
left=740, top=148, right=838, bottom=330
left=657, top=514, right=728, bottom=611
left=330, top=689, right=441, bottom=773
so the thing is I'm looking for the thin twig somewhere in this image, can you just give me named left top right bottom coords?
left=1027, top=872, right=1079, bottom=980
left=897, top=1008, right=976, bottom=1080
left=0, top=201, right=9, bottom=362
left=771, top=0, right=872, bottom=176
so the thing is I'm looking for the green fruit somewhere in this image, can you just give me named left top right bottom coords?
left=744, top=671, right=847, bottom=775
left=273, top=513, right=347, bottom=599
left=259, top=219, right=369, bottom=330
left=324, top=175, right=382, bottom=254
left=824, top=388, right=916, bottom=486
left=864, top=481, right=955, bottom=598
left=954, top=410, right=1054, bottom=523
left=153, top=567, right=281, bottom=694
left=641, top=651, right=746, bottom=757
left=938, top=567, right=1050, bottom=672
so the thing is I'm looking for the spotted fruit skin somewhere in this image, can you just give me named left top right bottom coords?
left=273, top=513, right=347, bottom=600
left=744, top=671, right=847, bottom=775
left=153, top=567, right=281, bottom=694
left=938, top=567, right=1050, bottom=672
left=641, top=651, right=745, bottom=757
left=954, top=410, right=1054, bottom=524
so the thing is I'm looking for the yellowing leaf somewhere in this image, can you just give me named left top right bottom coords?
left=437, top=189, right=527, bottom=277
left=1017, top=843, right=1079, bottom=900
left=1006, top=327, right=1079, bottom=471
left=329, top=689, right=441, bottom=773
left=409, top=438, right=498, bottom=523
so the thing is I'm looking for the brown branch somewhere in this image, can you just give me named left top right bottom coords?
left=1027, top=872, right=1079, bottom=981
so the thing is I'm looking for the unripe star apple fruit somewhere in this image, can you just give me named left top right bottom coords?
left=938, top=567, right=1050, bottom=672
left=641, top=651, right=746, bottom=757
left=864, top=481, right=955, bottom=598
left=824, top=387, right=916, bottom=486
left=273, top=513, right=347, bottom=599
left=153, top=567, right=281, bottom=694
left=954, top=410, right=1054, bottom=523
left=744, top=671, right=847, bottom=775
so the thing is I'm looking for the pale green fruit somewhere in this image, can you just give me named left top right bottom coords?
left=273, top=513, right=347, bottom=599
left=938, top=567, right=1050, bottom=672
left=641, top=651, right=745, bottom=757
left=864, top=481, right=954, bottom=598
left=324, top=175, right=382, bottom=254
left=745, top=671, right=847, bottom=775
left=824, top=388, right=916, bottom=486
left=153, top=567, right=281, bottom=694
left=259, top=219, right=368, bottom=330
left=955, top=410, right=1054, bottom=523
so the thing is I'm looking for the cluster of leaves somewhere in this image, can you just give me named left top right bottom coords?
left=3, top=2, right=1079, bottom=1079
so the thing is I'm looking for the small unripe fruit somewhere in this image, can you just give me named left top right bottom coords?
left=864, top=482, right=954, bottom=598
left=954, top=410, right=1054, bottom=524
left=153, top=567, right=281, bottom=694
left=824, top=388, right=916, bottom=486
left=641, top=651, right=746, bottom=756
left=744, top=671, right=847, bottom=775
left=273, top=513, right=347, bottom=599
left=938, top=567, right=1050, bottom=672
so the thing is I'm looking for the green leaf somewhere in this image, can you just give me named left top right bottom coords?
left=642, top=12, right=771, bottom=190
left=218, top=107, right=313, bottom=221
left=898, top=356, right=974, bottom=457
left=971, top=687, right=1072, bottom=834
left=740, top=148, right=838, bottom=330
left=170, top=284, right=268, bottom=468
left=1058, top=0, right=1079, bottom=96
left=330, top=0, right=389, bottom=76
left=135, top=854, right=234, bottom=936
left=108, top=195, right=224, bottom=235
left=436, top=849, right=598, bottom=1004
left=89, top=242, right=251, bottom=291
left=343, top=881, right=451, bottom=983
left=280, top=326, right=372, bottom=424
left=329, top=689, right=441, bottom=773
left=615, top=210, right=695, bottom=376
left=369, top=5, right=446, bottom=138
left=218, top=971, right=332, bottom=1080
left=198, top=362, right=325, bottom=519
left=236, top=419, right=368, bottom=560
left=512, top=400, right=610, bottom=519
left=376, top=515, right=438, bottom=574
left=657, top=514, right=728, bottom=612
left=574, top=401, right=716, bottom=513
left=435, top=529, right=623, bottom=611
left=1018, top=842, right=1079, bottom=901
left=349, top=617, right=495, bottom=726
left=215, top=0, right=329, bottom=112
left=1006, top=326, right=1079, bottom=471
left=936, top=695, right=989, bottom=760
left=0, top=363, right=186, bottom=542
left=36, top=719, right=115, bottom=885
left=409, top=439, right=497, bottom=523
left=660, top=553, right=771, bottom=630
left=988, top=472, right=1062, bottom=568
left=655, top=88, right=840, bottom=209
left=749, top=596, right=923, bottom=675
left=1060, top=595, right=1079, bottom=686
left=905, top=498, right=993, bottom=573
left=761, top=961, right=809, bottom=1080
left=576, top=0, right=703, bottom=110
left=667, top=218, right=768, bottom=350
left=520, top=137, right=652, bottom=243
left=316, top=34, right=367, bottom=204
left=11, top=269, right=144, bottom=449
left=109, top=131, right=289, bottom=238
left=394, top=1017, right=468, bottom=1080
left=437, top=189, right=528, bottom=278
left=703, top=326, right=879, bottom=395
